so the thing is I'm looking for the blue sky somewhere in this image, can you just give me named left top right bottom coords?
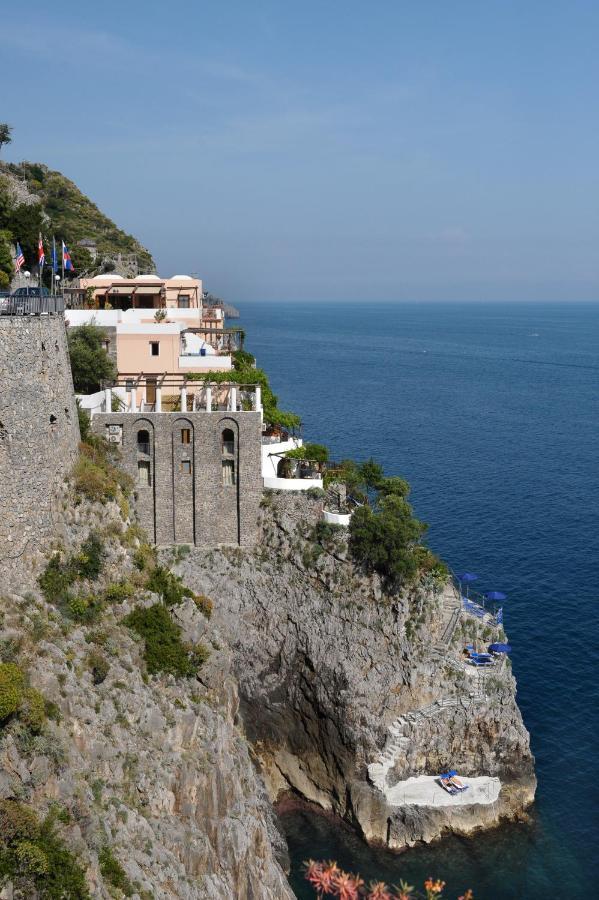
left=3, top=0, right=599, bottom=301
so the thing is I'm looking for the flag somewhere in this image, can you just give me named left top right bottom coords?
left=51, top=237, right=58, bottom=273
left=38, top=234, right=45, bottom=268
left=14, top=242, right=25, bottom=272
left=62, top=241, right=74, bottom=272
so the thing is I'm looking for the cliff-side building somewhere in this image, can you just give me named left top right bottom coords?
left=92, top=386, right=263, bottom=547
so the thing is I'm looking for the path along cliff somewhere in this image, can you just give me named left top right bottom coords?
left=176, top=490, right=536, bottom=851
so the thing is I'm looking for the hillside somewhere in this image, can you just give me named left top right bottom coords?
left=0, top=161, right=155, bottom=284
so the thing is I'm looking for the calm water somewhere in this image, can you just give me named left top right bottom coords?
left=238, top=301, right=599, bottom=899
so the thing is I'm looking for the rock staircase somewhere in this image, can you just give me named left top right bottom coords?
left=368, top=693, right=487, bottom=793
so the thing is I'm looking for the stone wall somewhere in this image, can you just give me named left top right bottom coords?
left=92, top=411, right=263, bottom=547
left=0, top=314, right=80, bottom=573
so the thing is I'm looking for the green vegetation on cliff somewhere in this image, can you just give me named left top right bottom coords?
left=0, top=160, right=154, bottom=282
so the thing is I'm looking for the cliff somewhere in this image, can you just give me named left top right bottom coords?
left=0, top=482, right=293, bottom=898
left=175, top=491, right=536, bottom=851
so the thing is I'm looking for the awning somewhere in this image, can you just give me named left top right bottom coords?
left=133, top=285, right=164, bottom=295
left=104, top=286, right=133, bottom=295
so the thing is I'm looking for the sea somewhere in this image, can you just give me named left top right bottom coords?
left=237, top=300, right=599, bottom=900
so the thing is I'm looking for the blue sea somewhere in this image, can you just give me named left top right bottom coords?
left=237, top=301, right=599, bottom=900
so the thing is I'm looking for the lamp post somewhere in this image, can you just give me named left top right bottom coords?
left=24, top=271, right=30, bottom=297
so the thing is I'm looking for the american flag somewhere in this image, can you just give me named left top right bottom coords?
left=38, top=234, right=45, bottom=268
left=14, top=242, right=25, bottom=271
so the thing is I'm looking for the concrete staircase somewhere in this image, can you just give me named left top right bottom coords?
left=368, top=694, right=487, bottom=793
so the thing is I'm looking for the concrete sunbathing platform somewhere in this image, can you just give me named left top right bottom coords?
left=383, top=774, right=501, bottom=808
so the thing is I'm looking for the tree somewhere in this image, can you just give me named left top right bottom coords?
left=0, top=230, right=13, bottom=287
left=0, top=123, right=12, bottom=155
left=67, top=324, right=116, bottom=394
left=349, top=493, right=427, bottom=588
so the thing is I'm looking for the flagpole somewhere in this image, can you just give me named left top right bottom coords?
left=52, top=236, right=56, bottom=296
left=61, top=241, right=64, bottom=286
left=38, top=233, right=43, bottom=297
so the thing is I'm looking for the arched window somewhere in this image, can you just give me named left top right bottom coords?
left=222, top=428, right=235, bottom=485
left=222, top=428, right=235, bottom=456
left=137, top=429, right=150, bottom=454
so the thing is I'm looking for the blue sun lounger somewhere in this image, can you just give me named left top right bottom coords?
left=438, top=771, right=469, bottom=794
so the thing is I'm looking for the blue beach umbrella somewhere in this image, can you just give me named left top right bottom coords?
left=456, top=572, right=478, bottom=597
left=489, top=642, right=512, bottom=654
left=485, top=591, right=507, bottom=601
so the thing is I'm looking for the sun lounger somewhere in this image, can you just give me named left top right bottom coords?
left=438, top=776, right=459, bottom=795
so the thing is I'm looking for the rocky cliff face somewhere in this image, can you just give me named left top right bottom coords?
left=0, top=488, right=293, bottom=899
left=176, top=491, right=536, bottom=851
left=0, top=477, right=535, bottom=897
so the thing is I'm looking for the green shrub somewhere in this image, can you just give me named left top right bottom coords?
left=67, top=595, right=90, bottom=621
left=0, top=800, right=39, bottom=845
left=0, top=800, right=89, bottom=898
left=349, top=495, right=427, bottom=588
left=73, top=440, right=132, bottom=506
left=19, top=687, right=46, bottom=733
left=76, top=400, right=91, bottom=442
left=103, top=580, right=135, bottom=604
left=86, top=651, right=110, bottom=685
left=132, top=542, right=157, bottom=571
left=14, top=840, right=49, bottom=876
left=124, top=604, right=207, bottom=677
left=72, top=533, right=104, bottom=581
left=285, top=442, right=329, bottom=463
left=98, top=846, right=133, bottom=897
left=146, top=566, right=193, bottom=606
left=0, top=662, right=25, bottom=721
left=310, top=521, right=342, bottom=546
left=38, top=554, right=75, bottom=604
left=67, top=323, right=117, bottom=394
left=193, top=594, right=213, bottom=619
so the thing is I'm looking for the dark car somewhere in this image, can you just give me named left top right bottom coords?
left=11, top=286, right=50, bottom=298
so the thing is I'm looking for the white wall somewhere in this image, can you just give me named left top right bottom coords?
left=65, top=310, right=122, bottom=327
left=263, top=475, right=323, bottom=491
left=77, top=387, right=127, bottom=416
left=178, top=354, right=232, bottom=370
left=261, top=437, right=303, bottom=477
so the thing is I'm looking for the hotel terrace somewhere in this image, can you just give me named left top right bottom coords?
left=66, top=273, right=245, bottom=387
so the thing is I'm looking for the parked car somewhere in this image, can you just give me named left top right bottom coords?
left=11, top=286, right=50, bottom=298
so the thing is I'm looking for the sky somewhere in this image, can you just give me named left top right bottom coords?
left=3, top=0, right=599, bottom=302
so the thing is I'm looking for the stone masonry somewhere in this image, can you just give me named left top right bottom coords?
left=0, top=314, right=80, bottom=572
left=92, top=411, right=263, bottom=547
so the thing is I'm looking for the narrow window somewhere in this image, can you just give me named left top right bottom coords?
left=178, top=295, right=190, bottom=309
left=181, top=428, right=191, bottom=444
left=181, top=459, right=192, bottom=475
left=137, top=429, right=150, bottom=455
left=150, top=341, right=160, bottom=356
left=102, top=339, right=110, bottom=352
left=138, top=460, right=151, bottom=486
left=222, top=459, right=235, bottom=486
left=222, top=428, right=235, bottom=456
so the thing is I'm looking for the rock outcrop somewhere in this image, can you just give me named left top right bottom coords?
left=0, top=490, right=293, bottom=899
left=176, top=491, right=536, bottom=851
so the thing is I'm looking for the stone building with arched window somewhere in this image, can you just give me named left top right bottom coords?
left=92, top=406, right=262, bottom=547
